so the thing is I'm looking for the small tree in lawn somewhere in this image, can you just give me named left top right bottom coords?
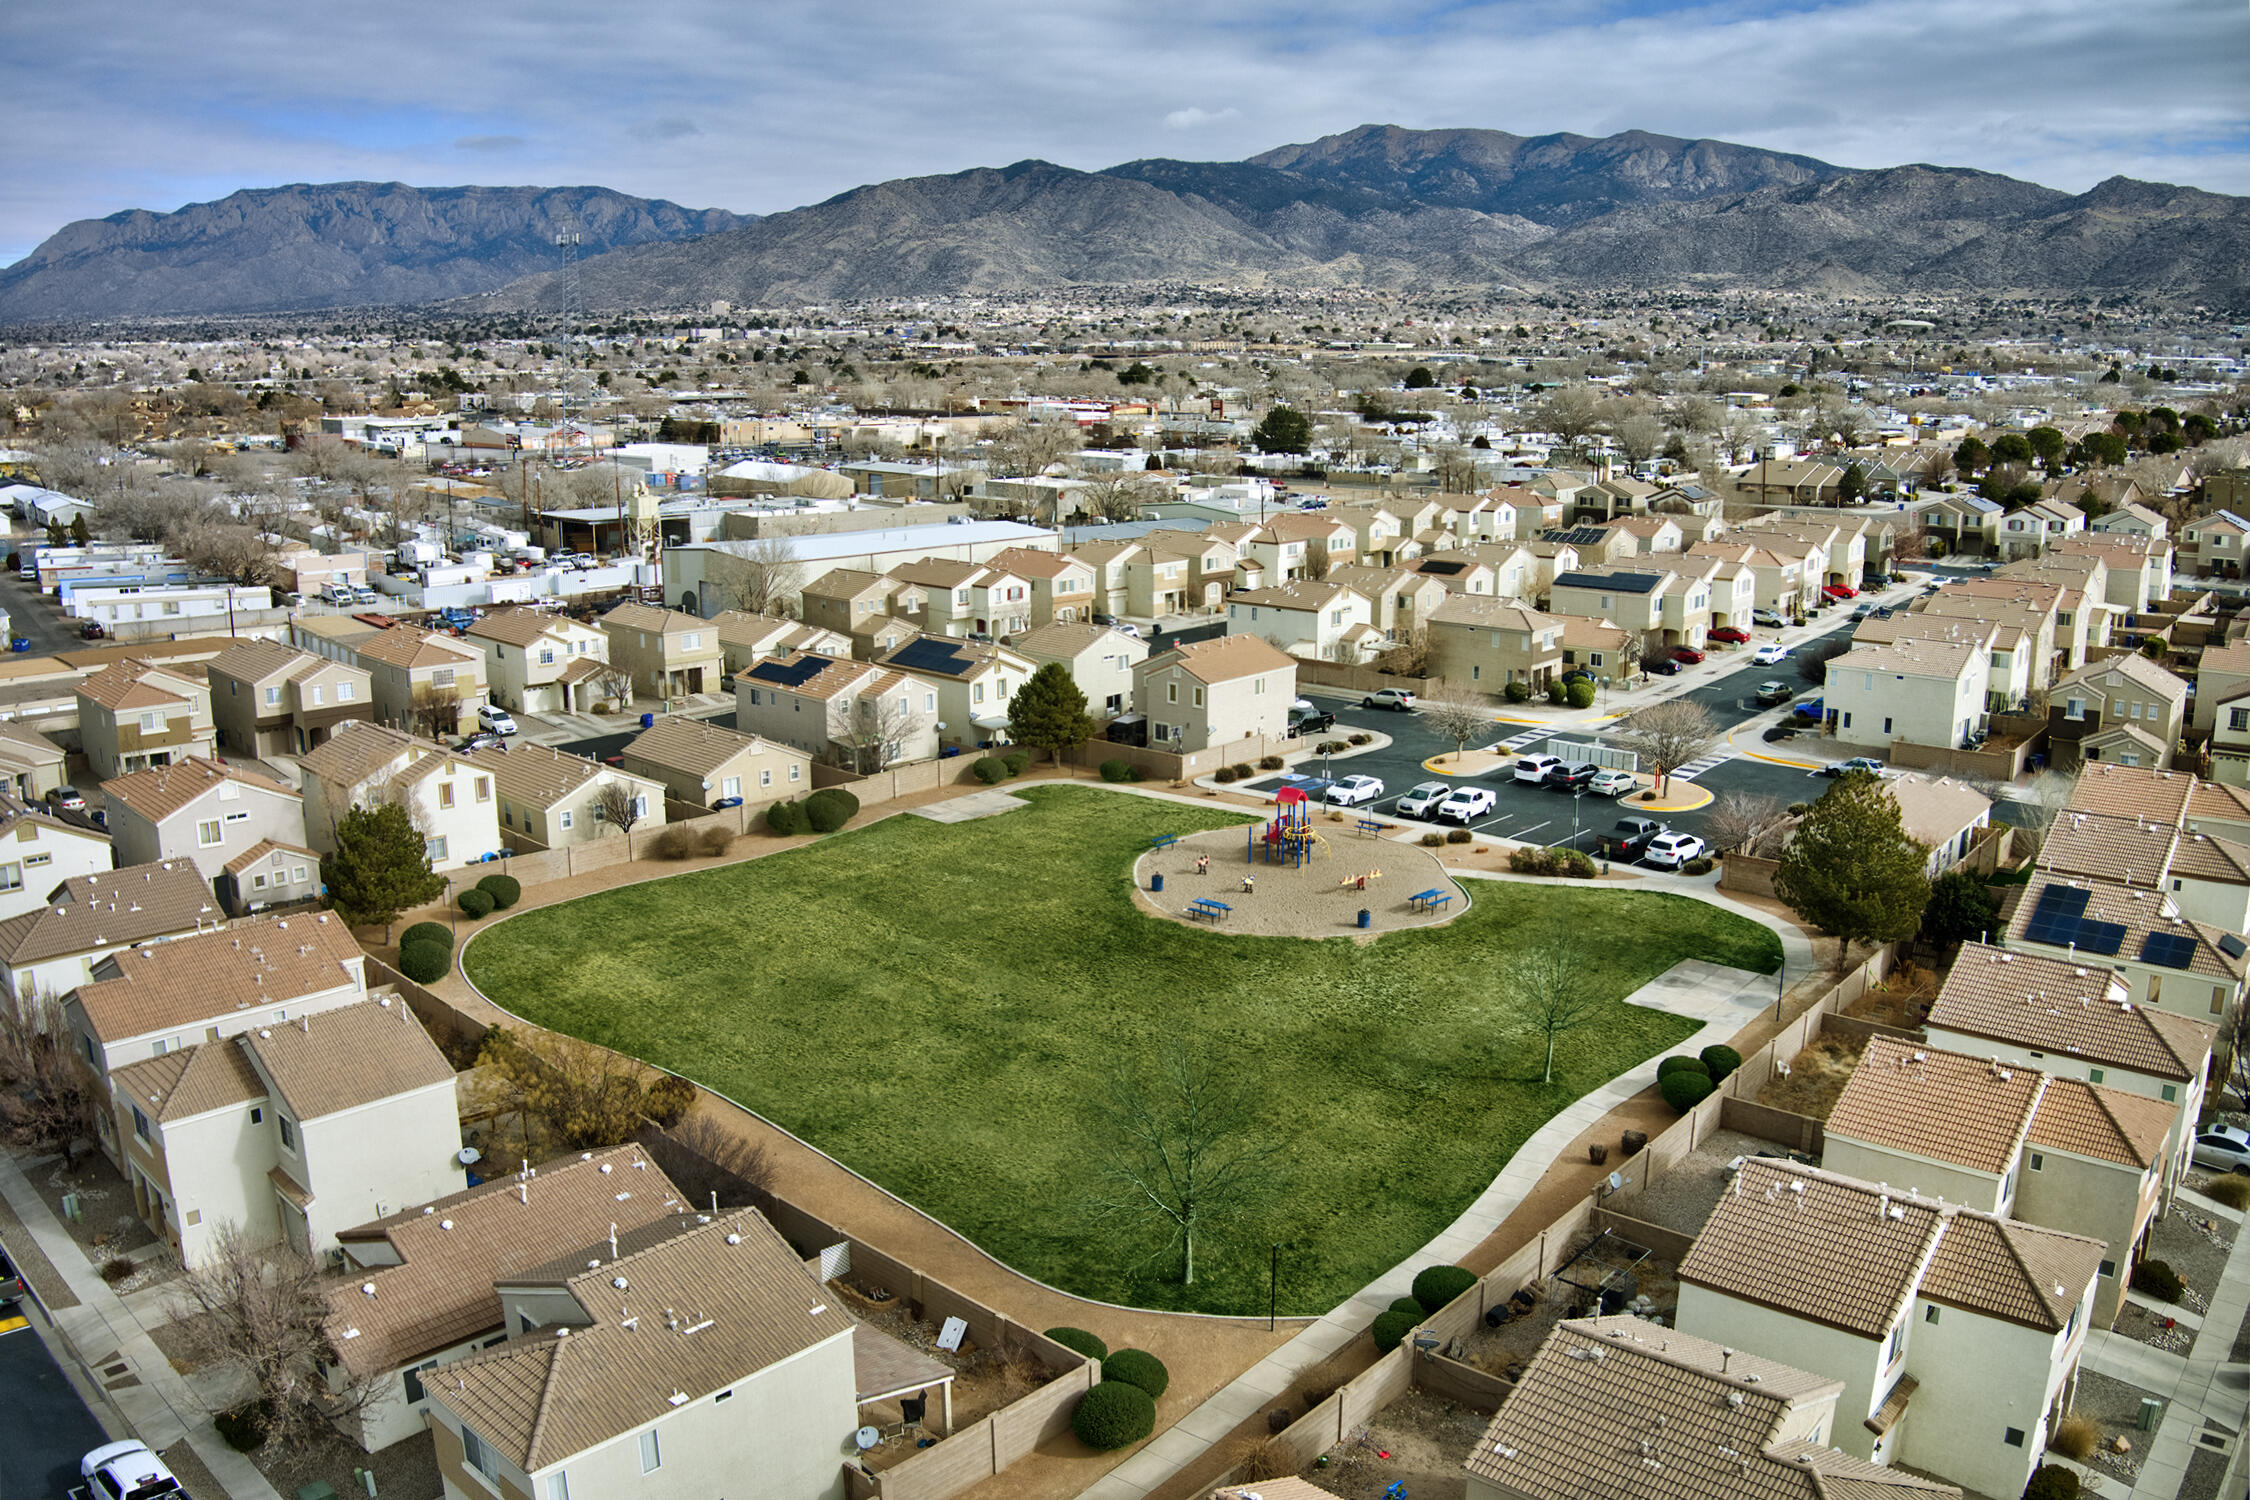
left=1773, top=773, right=1932, bottom=970
left=1612, top=700, right=1718, bottom=795
left=1418, top=686, right=1490, bottom=766
left=321, top=802, right=445, bottom=937
left=1505, top=934, right=1604, bottom=1084
left=1007, top=661, right=1097, bottom=769
left=1088, top=1046, right=1281, bottom=1286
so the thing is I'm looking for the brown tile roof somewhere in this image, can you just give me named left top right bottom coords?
left=427, top=1207, right=844, bottom=1470
left=2038, top=813, right=2175, bottom=889
left=984, top=548, right=1084, bottom=581
left=465, top=607, right=575, bottom=648
left=2004, top=874, right=2245, bottom=983
left=298, top=721, right=429, bottom=790
left=2057, top=652, right=2190, bottom=702
left=1006, top=622, right=1115, bottom=660
left=461, top=739, right=660, bottom=812
left=72, top=910, right=363, bottom=1044
left=1927, top=942, right=2211, bottom=1081
left=75, top=659, right=197, bottom=712
left=1826, top=1038, right=2041, bottom=1176
left=2028, top=1077, right=2175, bottom=1168
left=1428, top=595, right=1561, bottom=632
left=351, top=622, right=483, bottom=671
left=887, top=558, right=985, bottom=588
left=1885, top=774, right=1991, bottom=849
left=1142, top=634, right=1296, bottom=686
left=1462, top=1316, right=1955, bottom=1500
left=1681, top=1160, right=2102, bottom=1334
left=2070, top=763, right=2196, bottom=825
left=329, top=1146, right=689, bottom=1376
left=100, top=756, right=299, bottom=824
left=600, top=602, right=709, bottom=637
left=205, top=639, right=325, bottom=686
left=109, top=1039, right=265, bottom=1123
left=740, top=651, right=895, bottom=703
left=221, top=838, right=319, bottom=876
left=622, top=717, right=797, bottom=781
left=2163, top=830, right=2250, bottom=885
left=800, top=568, right=890, bottom=602
left=0, top=860, right=218, bottom=967
left=240, top=997, right=452, bottom=1120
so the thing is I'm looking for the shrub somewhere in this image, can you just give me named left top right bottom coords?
left=2133, top=1259, right=2185, bottom=1302
left=766, top=799, right=808, bottom=835
left=1682, top=856, right=1715, bottom=876
left=214, top=1402, right=268, bottom=1451
left=1446, top=828, right=1472, bottom=843
left=99, top=1255, right=137, bottom=1285
left=1503, top=680, right=1533, bottom=704
left=1566, top=680, right=1596, bottom=709
left=1347, top=733, right=1372, bottom=746
left=973, top=756, right=1010, bottom=784
left=476, top=873, right=521, bottom=909
left=1699, top=1045, right=1743, bottom=1083
left=1317, top=739, right=1348, bottom=755
left=1046, top=1327, right=1109, bottom=1362
left=1657, top=1055, right=1710, bottom=1080
left=651, top=825, right=697, bottom=859
left=400, top=921, right=453, bottom=953
left=458, top=888, right=496, bottom=919
left=2051, top=1413, right=2099, bottom=1463
left=1230, top=762, right=1257, bottom=780
left=399, top=939, right=451, bottom=984
left=1258, top=755, right=1285, bottom=770
left=697, top=825, right=734, bottom=857
left=2205, top=1175, right=2250, bottom=1210
left=1660, top=1069, right=1715, bottom=1113
left=1100, top=759, right=1139, bottom=783
left=1212, top=765, right=1240, bottom=784
left=1554, top=848, right=1597, bottom=878
left=1546, top=680, right=1568, bottom=705
left=804, top=788, right=859, bottom=832
left=1389, top=1296, right=1427, bottom=1317
left=1411, top=1264, right=1478, bottom=1313
left=1072, top=1380, right=1156, bottom=1450
left=1003, top=750, right=1031, bottom=776
left=2024, top=1464, right=2081, bottom=1500
left=1420, top=832, right=1446, bottom=847
left=1103, top=1348, right=1169, bottom=1399
left=1371, top=1307, right=1420, bottom=1353
left=644, top=1074, right=697, bottom=1128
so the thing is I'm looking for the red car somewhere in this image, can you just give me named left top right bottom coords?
left=1672, top=646, right=1707, bottom=665
left=1821, top=583, right=1857, bottom=601
left=1708, top=626, right=1751, bottom=644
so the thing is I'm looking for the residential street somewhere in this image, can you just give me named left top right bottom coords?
left=0, top=1307, right=115, bottom=1500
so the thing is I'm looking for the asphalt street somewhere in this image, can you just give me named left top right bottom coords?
left=0, top=1303, right=113, bottom=1499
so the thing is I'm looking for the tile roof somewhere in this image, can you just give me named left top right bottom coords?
left=1141, top=634, right=1296, bottom=686
left=2027, top=1077, right=2175, bottom=1169
left=598, top=602, right=709, bottom=637
left=1832, top=638, right=1981, bottom=678
left=1428, top=595, right=1562, bottom=632
left=2004, top=874, right=2245, bottom=983
left=1227, top=582, right=1365, bottom=610
left=2057, top=652, right=2190, bottom=701
left=1009, top=622, right=1122, bottom=660
left=0, top=860, right=218, bottom=967
left=1825, top=1038, right=2041, bottom=1176
left=2069, top=763, right=2195, bottom=825
left=222, top=838, right=319, bottom=877
left=800, top=568, right=891, bottom=602
left=462, top=739, right=658, bottom=811
left=240, top=997, right=453, bottom=1120
left=205, top=639, right=328, bottom=686
left=100, top=756, right=299, bottom=824
left=329, top=1147, right=691, bottom=1376
left=1462, top=1316, right=1955, bottom=1500
left=1681, top=1159, right=2102, bottom=1335
left=465, top=608, right=577, bottom=648
left=1884, top=774, right=1991, bottom=848
left=1926, top=942, right=2211, bottom=1081
left=428, top=1207, right=846, bottom=1471
left=2037, top=813, right=2175, bottom=889
left=298, top=721, right=429, bottom=790
left=109, top=1038, right=265, bottom=1123
left=622, top=717, right=796, bottom=780
left=351, top=623, right=483, bottom=671
left=72, top=910, right=362, bottom=1043
left=741, top=651, right=898, bottom=703
left=76, top=659, right=197, bottom=712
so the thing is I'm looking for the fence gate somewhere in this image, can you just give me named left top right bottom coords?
left=1542, top=738, right=1639, bottom=771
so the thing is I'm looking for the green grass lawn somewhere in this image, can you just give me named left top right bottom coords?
left=462, top=785, right=1778, bottom=1315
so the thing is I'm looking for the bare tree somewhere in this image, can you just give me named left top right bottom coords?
left=594, top=779, right=647, bottom=838
left=989, top=415, right=1082, bottom=478
left=1086, top=1046, right=1282, bottom=1286
left=1718, top=413, right=1762, bottom=467
left=172, top=1222, right=378, bottom=1453
left=473, top=1025, right=663, bottom=1156
left=663, top=1109, right=778, bottom=1212
left=711, top=535, right=807, bottom=618
left=1504, top=935, right=1606, bottom=1084
left=838, top=692, right=926, bottom=772
left=1418, top=685, right=1492, bottom=766
left=1611, top=414, right=1666, bottom=468
left=1374, top=629, right=1431, bottom=677
left=1702, top=792, right=1788, bottom=855
left=1612, top=699, right=1719, bottom=795
left=0, top=990, right=98, bottom=1167
left=591, top=662, right=634, bottom=711
left=1537, top=386, right=1603, bottom=460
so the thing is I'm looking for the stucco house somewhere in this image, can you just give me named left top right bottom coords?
left=76, top=659, right=217, bottom=778
left=466, top=608, right=613, bottom=716
left=1009, top=622, right=1147, bottom=718
left=462, top=740, right=666, bottom=850
left=298, top=722, right=503, bottom=872
left=206, top=640, right=374, bottom=759
left=1824, top=638, right=1990, bottom=751
left=735, top=653, right=939, bottom=770
left=877, top=634, right=1038, bottom=751
left=1130, top=635, right=1297, bottom=751
left=0, top=860, right=218, bottom=1012
left=100, top=757, right=306, bottom=886
left=1225, top=581, right=1379, bottom=662
left=600, top=603, right=725, bottom=701
left=0, top=792, right=112, bottom=924
left=1425, top=595, right=1565, bottom=692
left=617, top=717, right=813, bottom=811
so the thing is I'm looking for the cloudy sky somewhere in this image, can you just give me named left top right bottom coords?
left=4, top=0, right=2245, bottom=265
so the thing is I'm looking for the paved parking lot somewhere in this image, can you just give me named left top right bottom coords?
left=0, top=1306, right=114, bottom=1500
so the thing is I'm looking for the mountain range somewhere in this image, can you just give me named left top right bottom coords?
left=5, top=126, right=2246, bottom=323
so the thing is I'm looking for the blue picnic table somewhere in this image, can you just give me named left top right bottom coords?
left=1188, top=897, right=1233, bottom=922
left=1408, top=888, right=1453, bottom=914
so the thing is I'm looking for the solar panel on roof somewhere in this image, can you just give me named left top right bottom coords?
left=2074, top=919, right=2129, bottom=957
left=1420, top=560, right=1465, bottom=575
left=2140, top=932, right=2200, bottom=970
left=2222, top=934, right=2248, bottom=960
left=890, top=638, right=973, bottom=675
left=749, top=655, right=828, bottom=688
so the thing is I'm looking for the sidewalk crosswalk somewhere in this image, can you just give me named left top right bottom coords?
left=1670, top=751, right=1734, bottom=782
left=1493, top=727, right=1548, bottom=753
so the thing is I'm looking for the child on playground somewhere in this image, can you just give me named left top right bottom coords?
left=1195, top=853, right=1210, bottom=875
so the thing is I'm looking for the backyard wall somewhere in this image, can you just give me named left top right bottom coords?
left=1292, top=661, right=1437, bottom=698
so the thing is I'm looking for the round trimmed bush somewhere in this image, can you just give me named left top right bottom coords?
left=803, top=787, right=859, bottom=832
left=766, top=800, right=809, bottom=836
left=457, top=888, right=496, bottom=919
left=1347, top=733, right=1372, bottom=746
left=476, top=873, right=521, bottom=909
left=1546, top=680, right=1567, bottom=705
left=1100, top=759, right=1138, bottom=783
left=1258, top=755, right=1285, bottom=770
left=1371, top=1307, right=1419, bottom=1353
left=1446, top=828, right=1472, bottom=843
left=1656, top=1055, right=1710, bottom=1080
left=1566, top=680, right=1596, bottom=709
left=973, top=756, right=1009, bottom=785
left=1002, top=750, right=1031, bottom=776
left=401, top=921, right=453, bottom=953
left=1072, top=1380, right=1156, bottom=1450
left=1102, top=1348, right=1169, bottom=1399
left=1503, top=680, right=1533, bottom=704
left=2024, top=1465, right=2081, bottom=1500
left=1420, top=832, right=1446, bottom=847
left=1045, top=1327, right=1109, bottom=1362
left=1230, top=762, right=1256, bottom=780
left=1411, top=1264, right=1478, bottom=1313
left=1212, top=766, right=1240, bottom=784
left=1389, top=1296, right=1426, bottom=1317
left=399, top=940, right=451, bottom=984
left=1660, top=1069, right=1715, bottom=1113
left=1699, top=1045, right=1743, bottom=1083
left=2133, top=1259, right=2185, bottom=1302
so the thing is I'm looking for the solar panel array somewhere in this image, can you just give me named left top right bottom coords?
left=749, top=655, right=832, bottom=688
left=2021, top=884, right=2129, bottom=957
left=2139, top=931, right=2201, bottom=970
left=889, top=637, right=974, bottom=677
left=2223, top=934, right=2248, bottom=961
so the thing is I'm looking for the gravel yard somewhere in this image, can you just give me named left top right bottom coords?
left=832, top=1278, right=1056, bottom=1472
left=2149, top=1200, right=2234, bottom=1308
left=2114, top=1297, right=2196, bottom=1357
left=2063, top=1371, right=2165, bottom=1488
left=2181, top=1445, right=2230, bottom=1500
left=1610, top=1128, right=1812, bottom=1239
left=1298, top=1387, right=1492, bottom=1500
left=1456, top=1230, right=1680, bottom=1377
left=1133, top=826, right=1468, bottom=940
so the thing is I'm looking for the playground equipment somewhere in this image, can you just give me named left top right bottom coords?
left=1249, top=787, right=1329, bottom=868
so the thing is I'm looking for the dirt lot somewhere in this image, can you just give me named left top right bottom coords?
left=1840, top=960, right=1938, bottom=1030
left=833, top=1278, right=1058, bottom=1472
left=1455, top=1230, right=1679, bottom=1379
left=1611, top=1127, right=1811, bottom=1239
left=1755, top=1031, right=1865, bottom=1119
left=1296, top=1387, right=1492, bottom=1500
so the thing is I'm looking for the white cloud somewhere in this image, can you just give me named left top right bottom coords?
left=1164, top=106, right=1241, bottom=131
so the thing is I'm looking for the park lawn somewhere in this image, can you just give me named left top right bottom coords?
left=462, top=784, right=1779, bottom=1316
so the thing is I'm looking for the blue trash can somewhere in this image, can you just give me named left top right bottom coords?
left=1151, top=873, right=1164, bottom=893
left=641, top=712, right=655, bottom=728
left=1358, top=908, right=1372, bottom=929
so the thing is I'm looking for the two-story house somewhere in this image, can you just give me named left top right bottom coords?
left=0, top=720, right=70, bottom=803
left=1917, top=493, right=2004, bottom=558
left=298, top=722, right=502, bottom=873
left=1325, top=565, right=1449, bottom=645
left=466, top=608, right=613, bottom=716
left=799, top=569, right=920, bottom=658
left=886, top=559, right=1033, bottom=639
left=76, top=659, right=216, bottom=778
left=294, top=616, right=489, bottom=737
left=206, top=640, right=375, bottom=759
left=0, top=793, right=112, bottom=924
left=617, top=717, right=814, bottom=811
left=1425, top=596, right=1566, bottom=693
left=0, top=861, right=218, bottom=1013
left=1996, top=499, right=2089, bottom=560
left=1130, top=636, right=1296, bottom=751
left=878, top=635, right=1038, bottom=751
left=1224, top=582, right=1379, bottom=662
left=735, top=653, right=939, bottom=769
left=1009, top=623, right=1148, bottom=718
left=600, top=603, right=724, bottom=701
left=2053, top=654, right=2190, bottom=770
left=2001, top=874, right=2246, bottom=1031
left=101, top=757, right=307, bottom=885
left=1064, top=540, right=1141, bottom=619
left=1243, top=514, right=1357, bottom=583
left=2178, top=510, right=2250, bottom=579
left=463, top=740, right=666, bottom=850
left=984, top=547, right=1098, bottom=625
left=1824, top=638, right=1990, bottom=751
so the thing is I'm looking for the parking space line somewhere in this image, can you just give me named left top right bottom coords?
left=1511, top=820, right=1550, bottom=841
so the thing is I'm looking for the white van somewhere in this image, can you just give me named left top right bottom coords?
left=1513, top=754, right=1562, bottom=784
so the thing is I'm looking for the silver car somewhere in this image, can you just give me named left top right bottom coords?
left=1396, top=781, right=1451, bottom=818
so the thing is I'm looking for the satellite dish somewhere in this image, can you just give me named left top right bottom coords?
left=855, top=1426, right=882, bottom=1451
left=1607, top=1172, right=1623, bottom=1192
left=458, top=1147, right=483, bottom=1166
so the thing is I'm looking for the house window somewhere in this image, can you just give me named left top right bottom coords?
left=403, top=1359, right=438, bottom=1403
left=263, top=686, right=283, bottom=706
left=309, top=685, right=324, bottom=706
left=277, top=1115, right=295, bottom=1151
left=2003, top=1427, right=2026, bottom=1448
left=439, top=783, right=456, bottom=809
left=140, top=712, right=166, bottom=733
left=2099, top=1259, right=2117, bottom=1278
left=681, top=633, right=701, bottom=650
left=546, top=1476, right=570, bottom=1500
left=758, top=770, right=772, bottom=788
left=250, top=1108, right=262, bottom=1124
left=1167, top=682, right=1178, bottom=704
left=2088, top=1068, right=2104, bottom=1084
left=337, top=682, right=354, bottom=702
left=1924, top=1305, right=1940, bottom=1324
left=475, top=777, right=491, bottom=803
left=538, top=650, right=555, bottom=665
left=788, top=764, right=801, bottom=782
left=197, top=819, right=223, bottom=847
left=2162, top=1083, right=2178, bottom=1102
left=1884, top=1320, right=1904, bottom=1365
left=132, top=1107, right=151, bottom=1142
left=425, top=836, right=448, bottom=864
left=0, top=863, right=17, bottom=893
left=463, top=1426, right=503, bottom=1482
left=24, top=852, right=49, bottom=868
left=2029, top=1152, right=2044, bottom=1172
left=559, top=810, right=574, bottom=830
left=1193, top=686, right=1205, bottom=708
left=638, top=1429, right=661, bottom=1473
left=432, top=668, right=455, bottom=689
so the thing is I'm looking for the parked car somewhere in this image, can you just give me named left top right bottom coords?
left=1708, top=626, right=1751, bottom=645
left=1793, top=697, right=1826, bottom=721
left=2194, top=1125, right=2250, bottom=1173
left=1512, top=753, right=1563, bottom=784
left=1644, top=831, right=1707, bottom=869
left=1435, top=786, right=1497, bottom=823
left=1396, top=781, right=1451, bottom=818
left=78, top=620, right=105, bottom=639
left=1754, top=679, right=1795, bottom=706
left=1820, top=757, right=1889, bottom=778
left=1559, top=668, right=1594, bottom=687
left=1361, top=688, right=1418, bottom=712
left=354, top=586, right=379, bottom=605
left=1545, top=762, right=1600, bottom=793
left=1588, top=768, right=1637, bottom=798
left=0, top=1244, right=24, bottom=1307
left=1851, top=604, right=1874, bottom=622
left=81, top=1441, right=188, bottom=1500
left=1750, top=643, right=1793, bottom=666
left=1752, top=608, right=1787, bottom=628
left=1821, top=583, right=1858, bottom=601
left=1672, top=646, right=1707, bottom=665
left=476, top=704, right=518, bottom=736
left=1326, top=773, right=1385, bottom=807
left=1602, top=817, right=1667, bottom=860
left=461, top=732, right=505, bottom=752
left=1109, top=622, right=1142, bottom=639
left=1647, top=657, right=1681, bottom=676
left=44, top=786, right=86, bottom=811
left=1285, top=703, right=1337, bottom=738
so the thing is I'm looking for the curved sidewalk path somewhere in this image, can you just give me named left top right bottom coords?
left=1079, top=868, right=1813, bottom=1500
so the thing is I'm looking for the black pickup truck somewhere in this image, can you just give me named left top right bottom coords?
left=1599, top=817, right=1668, bottom=861
left=1286, top=707, right=1338, bottom=738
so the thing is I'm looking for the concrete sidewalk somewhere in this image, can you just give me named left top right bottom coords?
left=0, top=1152, right=283, bottom=1500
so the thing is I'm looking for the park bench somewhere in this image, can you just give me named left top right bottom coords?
left=1188, top=897, right=1232, bottom=922
left=1408, top=888, right=1453, bottom=914
left=1357, top=818, right=1384, bottom=836
left=1150, top=833, right=1179, bottom=851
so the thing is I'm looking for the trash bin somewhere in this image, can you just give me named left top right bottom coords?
left=1357, top=908, right=1371, bottom=929
left=641, top=712, right=655, bottom=728
left=1151, top=873, right=1164, bottom=893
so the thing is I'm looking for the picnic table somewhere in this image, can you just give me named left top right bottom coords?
left=1356, top=817, right=1384, bottom=836
left=1408, top=888, right=1453, bottom=914
left=1188, top=897, right=1233, bottom=923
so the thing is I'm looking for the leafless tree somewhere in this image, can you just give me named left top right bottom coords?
left=839, top=692, right=926, bottom=772
left=1086, top=1046, right=1282, bottom=1286
left=1702, top=792, right=1789, bottom=855
left=663, top=1109, right=778, bottom=1211
left=171, top=1222, right=379, bottom=1453
left=1718, top=413, right=1762, bottom=467
left=988, top=415, right=1082, bottom=478
left=1611, top=414, right=1666, bottom=467
left=1537, top=385, right=1602, bottom=460
left=1418, top=685, right=1492, bottom=765
left=1612, top=699, right=1718, bottom=794
left=289, top=434, right=359, bottom=484
left=711, top=535, right=807, bottom=618
left=1374, top=629, right=1431, bottom=677
left=1080, top=475, right=1156, bottom=523
left=1303, top=543, right=1333, bottom=581
left=591, top=662, right=634, bottom=711
left=0, top=990, right=99, bottom=1167
left=594, top=779, right=648, bottom=838
left=1503, top=935, right=1606, bottom=1084
left=174, top=519, right=277, bottom=588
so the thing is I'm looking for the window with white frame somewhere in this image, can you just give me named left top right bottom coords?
left=638, top=1429, right=661, bottom=1473
left=197, top=819, right=223, bottom=846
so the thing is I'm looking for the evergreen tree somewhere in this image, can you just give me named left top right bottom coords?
left=321, top=803, right=447, bottom=933
left=1250, top=405, right=1312, bottom=455
left=1006, top=661, right=1098, bottom=766
left=67, top=514, right=91, bottom=546
left=1920, top=869, right=2000, bottom=948
left=1773, top=773, right=1932, bottom=967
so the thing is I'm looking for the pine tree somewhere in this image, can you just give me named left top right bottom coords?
left=67, top=514, right=91, bottom=546
left=1250, top=405, right=1312, bottom=455
left=1773, top=773, right=1932, bottom=968
left=321, top=803, right=447, bottom=934
left=1006, top=661, right=1098, bottom=767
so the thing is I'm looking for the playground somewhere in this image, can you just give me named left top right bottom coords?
left=1133, top=789, right=1465, bottom=940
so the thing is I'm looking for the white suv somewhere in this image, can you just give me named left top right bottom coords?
left=1513, top=754, right=1563, bottom=784
left=1644, top=832, right=1707, bottom=869
left=1396, top=781, right=1451, bottom=818
left=1435, top=787, right=1497, bottom=823
left=477, top=704, right=518, bottom=736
